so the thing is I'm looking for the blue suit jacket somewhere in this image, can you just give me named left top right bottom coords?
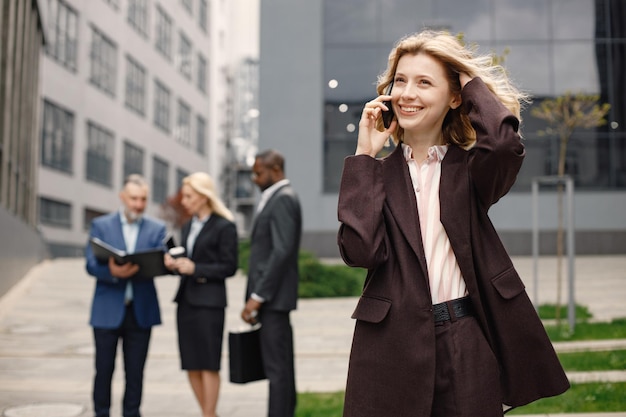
left=85, top=211, right=167, bottom=329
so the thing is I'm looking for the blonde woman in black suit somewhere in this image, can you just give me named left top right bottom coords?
left=165, top=172, right=238, bottom=417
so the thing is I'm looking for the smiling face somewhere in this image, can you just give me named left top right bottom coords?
left=390, top=52, right=461, bottom=144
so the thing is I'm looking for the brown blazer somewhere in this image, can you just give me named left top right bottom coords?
left=337, top=78, right=569, bottom=417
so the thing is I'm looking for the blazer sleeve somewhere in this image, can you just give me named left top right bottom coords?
left=85, top=217, right=117, bottom=283
left=191, top=219, right=238, bottom=280
left=463, top=77, right=525, bottom=208
left=85, top=216, right=167, bottom=282
left=337, top=154, right=389, bottom=269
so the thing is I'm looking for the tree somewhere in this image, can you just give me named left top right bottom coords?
left=531, top=93, right=610, bottom=326
left=160, top=188, right=192, bottom=229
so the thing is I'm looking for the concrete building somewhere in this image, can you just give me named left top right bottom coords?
left=37, top=0, right=232, bottom=256
left=224, top=56, right=259, bottom=236
left=258, top=0, right=626, bottom=257
left=0, top=0, right=48, bottom=296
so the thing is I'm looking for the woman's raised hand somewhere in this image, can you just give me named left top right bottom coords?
left=355, top=95, right=396, bottom=157
left=459, top=72, right=473, bottom=89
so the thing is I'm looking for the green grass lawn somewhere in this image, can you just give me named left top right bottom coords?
left=296, top=392, right=344, bottom=417
left=546, top=318, right=626, bottom=341
left=296, top=383, right=626, bottom=416
left=538, top=304, right=593, bottom=321
left=507, top=382, right=626, bottom=414
left=558, top=349, right=626, bottom=371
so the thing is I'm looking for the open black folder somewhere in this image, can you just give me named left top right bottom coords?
left=90, top=237, right=170, bottom=278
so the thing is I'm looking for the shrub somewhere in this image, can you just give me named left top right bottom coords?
left=238, top=240, right=364, bottom=298
left=298, top=250, right=365, bottom=298
left=238, top=239, right=251, bottom=273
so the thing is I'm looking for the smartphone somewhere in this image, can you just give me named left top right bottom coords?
left=382, top=82, right=394, bottom=129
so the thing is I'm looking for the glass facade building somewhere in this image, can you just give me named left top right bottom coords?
left=257, top=0, right=625, bottom=256
left=323, top=0, right=625, bottom=193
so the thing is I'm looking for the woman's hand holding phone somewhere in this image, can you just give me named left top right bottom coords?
left=356, top=85, right=396, bottom=157
left=382, top=83, right=395, bottom=129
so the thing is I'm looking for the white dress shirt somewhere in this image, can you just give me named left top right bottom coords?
left=120, top=211, right=141, bottom=303
left=186, top=215, right=210, bottom=256
left=256, top=179, right=290, bottom=214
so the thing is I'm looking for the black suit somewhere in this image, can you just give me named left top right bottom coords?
left=246, top=182, right=302, bottom=417
left=174, top=215, right=238, bottom=370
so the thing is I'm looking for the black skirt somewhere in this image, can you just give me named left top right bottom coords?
left=176, top=300, right=225, bottom=371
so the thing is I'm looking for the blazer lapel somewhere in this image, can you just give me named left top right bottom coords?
left=180, top=221, right=191, bottom=253
left=188, top=216, right=216, bottom=258
left=440, top=146, right=475, bottom=287
left=250, top=183, right=288, bottom=237
left=134, top=219, right=151, bottom=252
left=110, top=214, right=127, bottom=252
left=383, top=146, right=429, bottom=280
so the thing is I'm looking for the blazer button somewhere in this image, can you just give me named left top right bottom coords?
left=196, top=277, right=207, bottom=284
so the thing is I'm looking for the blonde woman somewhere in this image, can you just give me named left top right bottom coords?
left=165, top=172, right=237, bottom=417
left=337, top=30, right=569, bottom=417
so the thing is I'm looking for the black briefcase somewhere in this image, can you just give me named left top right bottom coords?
left=228, top=325, right=266, bottom=384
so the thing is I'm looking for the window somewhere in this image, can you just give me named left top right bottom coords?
left=86, top=122, right=114, bottom=186
left=176, top=168, right=190, bottom=190
left=154, top=79, right=171, bottom=132
left=175, top=99, right=192, bottom=147
left=127, top=0, right=149, bottom=36
left=196, top=115, right=206, bottom=155
left=319, top=0, right=626, bottom=192
left=46, top=0, right=78, bottom=71
left=198, top=0, right=208, bottom=32
left=39, top=197, right=72, bottom=228
left=123, top=140, right=145, bottom=181
left=125, top=55, right=147, bottom=115
left=155, top=6, right=173, bottom=59
left=84, top=207, right=107, bottom=231
left=197, top=53, right=207, bottom=93
left=89, top=26, right=117, bottom=96
left=152, top=156, right=169, bottom=203
left=178, top=32, right=193, bottom=80
left=181, top=0, right=193, bottom=14
left=41, top=100, right=74, bottom=173
left=102, top=0, right=119, bottom=8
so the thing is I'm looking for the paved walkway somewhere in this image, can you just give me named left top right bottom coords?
left=0, top=255, right=624, bottom=416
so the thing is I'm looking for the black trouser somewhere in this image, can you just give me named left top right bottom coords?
left=432, top=315, right=503, bottom=417
left=93, top=305, right=151, bottom=417
left=258, top=310, right=296, bottom=417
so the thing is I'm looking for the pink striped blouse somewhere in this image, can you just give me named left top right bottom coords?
left=402, top=143, right=468, bottom=304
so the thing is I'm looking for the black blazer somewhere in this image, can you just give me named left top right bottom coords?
left=246, top=183, right=302, bottom=312
left=173, top=214, right=238, bottom=308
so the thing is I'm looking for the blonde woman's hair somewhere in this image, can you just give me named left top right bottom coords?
left=377, top=30, right=529, bottom=147
left=183, top=172, right=235, bottom=222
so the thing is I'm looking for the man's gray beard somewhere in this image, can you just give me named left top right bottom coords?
left=125, top=210, right=143, bottom=223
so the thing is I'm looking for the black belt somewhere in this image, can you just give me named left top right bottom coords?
left=433, top=296, right=473, bottom=323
